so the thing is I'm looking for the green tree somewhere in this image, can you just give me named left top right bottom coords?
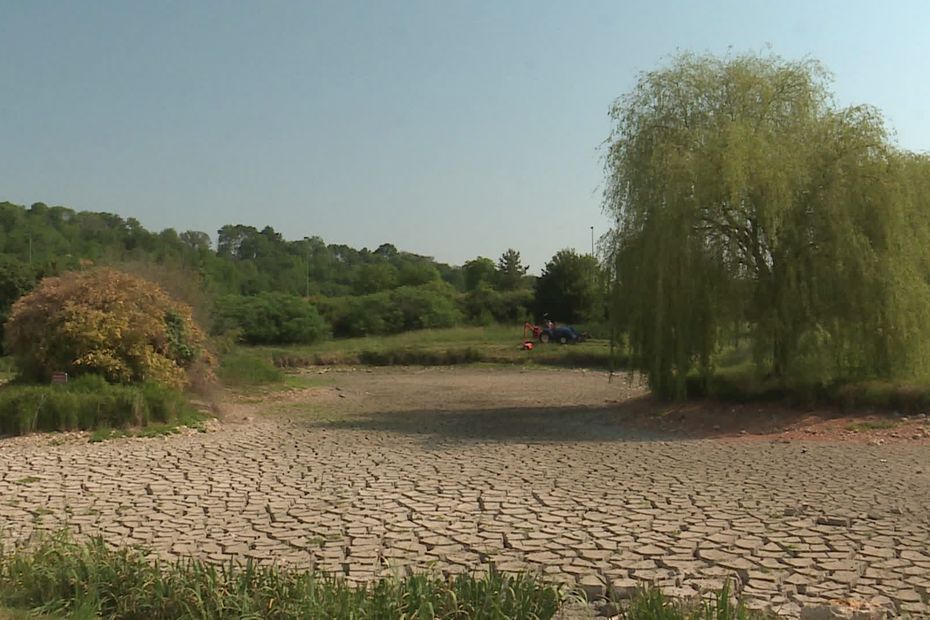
left=0, top=258, right=37, bottom=353
left=604, top=52, right=930, bottom=398
left=396, top=261, right=440, bottom=287
left=390, top=283, right=462, bottom=331
left=463, top=257, right=497, bottom=291
left=496, top=249, right=528, bottom=291
left=179, top=230, right=212, bottom=253
left=534, top=250, right=601, bottom=324
left=352, top=263, right=399, bottom=294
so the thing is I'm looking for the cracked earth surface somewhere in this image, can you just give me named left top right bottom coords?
left=1, top=367, right=929, bottom=618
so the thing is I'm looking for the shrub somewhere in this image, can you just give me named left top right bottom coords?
left=317, top=284, right=462, bottom=338
left=214, top=293, right=328, bottom=345
left=390, top=284, right=462, bottom=331
left=315, top=293, right=397, bottom=338
left=0, top=377, right=195, bottom=436
left=462, top=286, right=533, bottom=325
left=3, top=268, right=208, bottom=388
left=218, top=350, right=283, bottom=386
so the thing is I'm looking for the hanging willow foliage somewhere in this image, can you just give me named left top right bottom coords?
left=604, top=52, right=930, bottom=398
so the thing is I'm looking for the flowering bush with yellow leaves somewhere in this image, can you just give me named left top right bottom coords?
left=4, top=268, right=208, bottom=388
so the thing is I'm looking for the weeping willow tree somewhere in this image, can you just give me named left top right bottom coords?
left=604, top=53, right=930, bottom=398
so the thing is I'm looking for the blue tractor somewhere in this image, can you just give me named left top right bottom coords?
left=539, top=324, right=586, bottom=344
left=524, top=319, right=588, bottom=344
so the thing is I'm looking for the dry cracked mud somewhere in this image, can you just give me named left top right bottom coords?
left=1, top=367, right=929, bottom=618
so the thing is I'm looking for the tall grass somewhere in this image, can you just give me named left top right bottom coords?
left=0, top=533, right=560, bottom=619
left=216, top=349, right=284, bottom=386
left=676, top=339, right=930, bottom=413
left=0, top=358, right=15, bottom=385
left=622, top=583, right=757, bottom=620
left=0, top=375, right=198, bottom=437
left=686, top=362, right=930, bottom=413
left=0, top=534, right=768, bottom=620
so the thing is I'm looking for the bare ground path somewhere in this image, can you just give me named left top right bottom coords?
left=1, top=367, right=929, bottom=617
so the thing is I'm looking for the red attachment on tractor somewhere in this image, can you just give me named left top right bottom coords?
left=523, top=321, right=542, bottom=340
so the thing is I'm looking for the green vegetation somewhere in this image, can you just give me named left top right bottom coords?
left=623, top=583, right=759, bottom=620
left=216, top=349, right=285, bottom=386
left=0, top=533, right=560, bottom=620
left=0, top=534, right=768, bottom=620
left=88, top=414, right=205, bottom=442
left=845, top=420, right=897, bottom=432
left=0, top=266, right=211, bottom=438
left=88, top=428, right=130, bottom=442
left=4, top=268, right=208, bottom=388
left=0, top=259, right=37, bottom=355
left=832, top=380, right=930, bottom=413
left=0, top=201, right=600, bottom=346
left=316, top=281, right=465, bottom=338
left=605, top=52, right=930, bottom=399
left=535, top=249, right=604, bottom=324
left=682, top=345, right=930, bottom=411
left=0, top=375, right=202, bottom=437
left=0, top=358, right=14, bottom=386
left=214, top=292, right=328, bottom=345
left=259, top=325, right=619, bottom=370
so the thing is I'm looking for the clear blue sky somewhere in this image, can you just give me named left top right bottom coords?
left=2, top=1, right=928, bottom=272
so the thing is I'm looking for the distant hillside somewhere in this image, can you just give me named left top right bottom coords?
left=0, top=200, right=464, bottom=297
left=1, top=201, right=578, bottom=343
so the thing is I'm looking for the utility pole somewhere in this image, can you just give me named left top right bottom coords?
left=590, top=226, right=594, bottom=256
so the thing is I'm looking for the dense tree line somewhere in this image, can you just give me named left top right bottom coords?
left=605, top=53, right=930, bottom=398
left=0, top=201, right=602, bottom=346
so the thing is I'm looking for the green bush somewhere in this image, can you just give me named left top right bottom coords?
left=214, top=293, right=329, bottom=345
left=317, top=283, right=463, bottom=338
left=4, top=268, right=209, bottom=388
left=390, top=284, right=462, bottom=331
left=833, top=380, right=930, bottom=413
left=461, top=286, right=533, bottom=325
left=0, top=376, right=196, bottom=436
left=680, top=359, right=930, bottom=413
left=317, top=292, right=398, bottom=337
left=218, top=350, right=284, bottom=386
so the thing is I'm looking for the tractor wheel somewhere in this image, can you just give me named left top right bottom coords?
left=559, top=335, right=568, bottom=345
left=539, top=332, right=550, bottom=343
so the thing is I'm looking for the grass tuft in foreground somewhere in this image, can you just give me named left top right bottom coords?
left=0, top=534, right=771, bottom=620
left=0, top=533, right=560, bottom=619
left=623, top=583, right=759, bottom=620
